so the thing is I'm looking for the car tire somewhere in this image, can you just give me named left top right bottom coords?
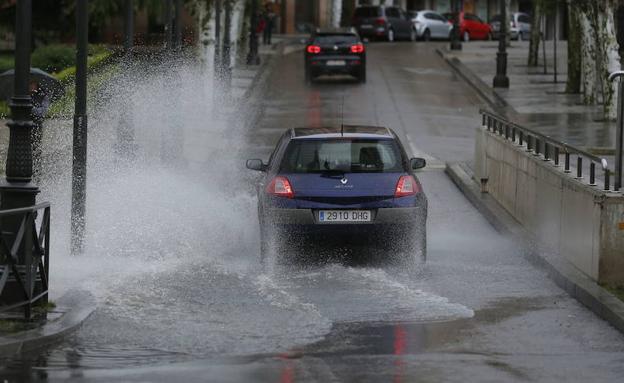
left=305, top=69, right=312, bottom=85
left=463, top=31, right=470, bottom=42
left=387, top=28, right=395, bottom=42
left=423, top=29, right=431, bottom=42
left=410, top=28, right=417, bottom=42
left=358, top=68, right=366, bottom=83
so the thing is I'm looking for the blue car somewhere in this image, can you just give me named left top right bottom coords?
left=246, top=125, right=428, bottom=262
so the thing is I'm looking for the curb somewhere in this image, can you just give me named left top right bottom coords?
left=446, top=162, right=624, bottom=334
left=0, top=289, right=96, bottom=357
left=435, top=48, right=517, bottom=119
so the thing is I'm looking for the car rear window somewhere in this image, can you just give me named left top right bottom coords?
left=354, top=7, right=381, bottom=18
left=314, top=34, right=359, bottom=45
left=281, top=139, right=404, bottom=173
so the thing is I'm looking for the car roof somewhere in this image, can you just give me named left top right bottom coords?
left=290, top=125, right=394, bottom=140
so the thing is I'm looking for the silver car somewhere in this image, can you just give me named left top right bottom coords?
left=409, top=10, right=453, bottom=41
left=490, top=12, right=531, bottom=41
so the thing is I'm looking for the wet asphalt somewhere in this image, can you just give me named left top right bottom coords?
left=2, top=41, right=624, bottom=382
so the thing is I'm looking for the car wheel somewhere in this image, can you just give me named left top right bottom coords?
left=423, top=29, right=431, bottom=42
left=463, top=31, right=470, bottom=42
left=410, top=28, right=417, bottom=42
left=359, top=68, right=366, bottom=83
left=387, top=28, right=395, bottom=42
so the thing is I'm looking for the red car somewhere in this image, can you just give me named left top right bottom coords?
left=443, top=12, right=492, bottom=41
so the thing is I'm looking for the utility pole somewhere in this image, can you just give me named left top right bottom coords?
left=71, top=0, right=88, bottom=254
left=493, top=0, right=509, bottom=88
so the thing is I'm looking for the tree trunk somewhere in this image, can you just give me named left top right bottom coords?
left=579, top=2, right=598, bottom=105
left=528, top=0, right=542, bottom=66
left=596, top=0, right=621, bottom=120
left=566, top=0, right=581, bottom=93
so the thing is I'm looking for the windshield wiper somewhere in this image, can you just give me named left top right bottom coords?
left=319, top=168, right=346, bottom=178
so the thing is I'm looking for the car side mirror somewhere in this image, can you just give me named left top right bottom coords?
left=246, top=159, right=267, bottom=171
left=410, top=157, right=426, bottom=170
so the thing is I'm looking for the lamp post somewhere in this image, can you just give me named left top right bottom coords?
left=1, top=0, right=38, bottom=248
left=222, top=0, right=232, bottom=86
left=124, top=0, right=134, bottom=54
left=493, top=0, right=509, bottom=88
left=450, top=0, right=462, bottom=50
left=165, top=0, right=173, bottom=49
left=71, top=0, right=89, bottom=254
left=246, top=0, right=260, bottom=65
left=174, top=0, right=182, bottom=50
left=214, top=0, right=222, bottom=76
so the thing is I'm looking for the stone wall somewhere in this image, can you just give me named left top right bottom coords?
left=475, top=126, right=624, bottom=285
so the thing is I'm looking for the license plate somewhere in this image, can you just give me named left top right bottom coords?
left=326, top=60, right=346, bottom=66
left=318, top=210, right=371, bottom=223
left=360, top=24, right=373, bottom=29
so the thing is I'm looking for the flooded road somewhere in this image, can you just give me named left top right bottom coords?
left=2, top=41, right=624, bottom=382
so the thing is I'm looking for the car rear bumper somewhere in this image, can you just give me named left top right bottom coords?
left=266, top=206, right=424, bottom=225
left=264, top=206, right=426, bottom=242
left=308, top=56, right=364, bottom=76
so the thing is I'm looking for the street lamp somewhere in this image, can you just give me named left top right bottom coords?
left=214, top=0, right=222, bottom=76
left=246, top=0, right=260, bottom=65
left=493, top=0, right=509, bottom=88
left=1, top=0, right=39, bottom=236
left=124, top=0, right=134, bottom=54
left=222, top=0, right=232, bottom=86
left=450, top=0, right=462, bottom=50
left=71, top=0, right=89, bottom=254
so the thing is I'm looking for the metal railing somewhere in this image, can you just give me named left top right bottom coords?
left=481, top=110, right=613, bottom=191
left=0, top=202, right=51, bottom=320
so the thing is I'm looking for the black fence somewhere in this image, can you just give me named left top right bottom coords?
left=0, top=202, right=51, bottom=320
left=481, top=110, right=612, bottom=191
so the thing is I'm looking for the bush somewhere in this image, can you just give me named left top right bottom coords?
left=0, top=54, right=13, bottom=73
left=31, top=44, right=75, bottom=73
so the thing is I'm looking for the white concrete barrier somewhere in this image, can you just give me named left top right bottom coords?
left=475, top=126, right=624, bottom=284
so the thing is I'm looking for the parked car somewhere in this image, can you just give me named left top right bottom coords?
left=490, top=12, right=531, bottom=41
left=443, top=11, right=492, bottom=41
left=304, top=28, right=366, bottom=83
left=246, top=126, right=428, bottom=262
left=409, top=10, right=453, bottom=41
left=352, top=5, right=416, bottom=42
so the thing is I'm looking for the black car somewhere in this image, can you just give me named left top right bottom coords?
left=351, top=5, right=416, bottom=42
left=246, top=126, right=428, bottom=263
left=304, top=29, right=366, bottom=84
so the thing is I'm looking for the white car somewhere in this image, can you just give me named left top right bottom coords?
left=409, top=10, right=453, bottom=41
left=490, top=12, right=531, bottom=41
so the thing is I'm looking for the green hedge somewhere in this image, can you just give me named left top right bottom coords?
left=0, top=54, right=13, bottom=73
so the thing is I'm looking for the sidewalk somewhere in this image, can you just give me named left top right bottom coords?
left=439, top=40, right=616, bottom=151
left=440, top=41, right=624, bottom=335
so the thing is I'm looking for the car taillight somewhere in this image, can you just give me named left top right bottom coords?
left=394, top=175, right=420, bottom=197
left=307, top=45, right=321, bottom=54
left=375, top=17, right=386, bottom=26
left=350, top=43, right=365, bottom=53
left=266, top=176, right=294, bottom=199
